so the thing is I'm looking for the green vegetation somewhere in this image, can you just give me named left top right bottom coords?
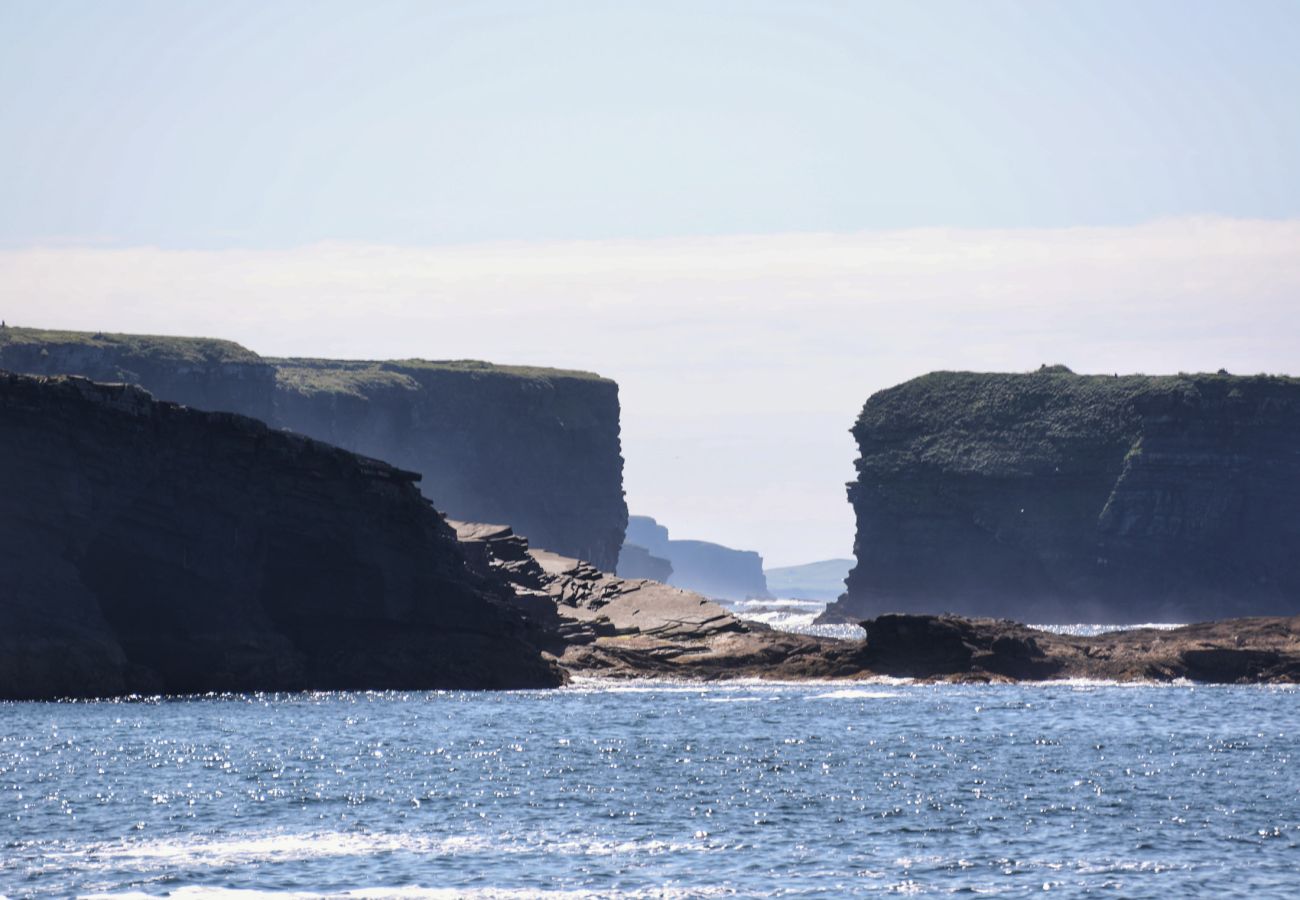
left=0, top=327, right=612, bottom=391
left=857, top=368, right=1300, bottom=477
left=271, top=357, right=610, bottom=397
left=0, top=326, right=261, bottom=365
left=272, top=360, right=420, bottom=398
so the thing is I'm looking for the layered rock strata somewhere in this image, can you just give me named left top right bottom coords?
left=0, top=327, right=628, bottom=570
left=447, top=519, right=1300, bottom=684
left=822, top=368, right=1300, bottom=624
left=452, top=521, right=858, bottom=679
left=274, top=358, right=627, bottom=570
left=0, top=371, right=563, bottom=700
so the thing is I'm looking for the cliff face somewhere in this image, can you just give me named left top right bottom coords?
left=0, top=327, right=628, bottom=571
left=0, top=327, right=276, bottom=420
left=615, top=544, right=674, bottom=582
left=0, top=371, right=562, bottom=699
left=822, top=369, right=1300, bottom=624
left=273, top=359, right=627, bottom=571
left=623, top=515, right=771, bottom=601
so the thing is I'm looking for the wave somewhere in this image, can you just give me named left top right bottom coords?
left=725, top=596, right=863, bottom=640
left=83, top=888, right=737, bottom=900
left=729, top=597, right=1190, bottom=643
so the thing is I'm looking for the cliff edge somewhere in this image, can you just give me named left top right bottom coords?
left=0, top=370, right=562, bottom=699
left=0, top=327, right=628, bottom=570
left=821, top=368, right=1300, bottom=624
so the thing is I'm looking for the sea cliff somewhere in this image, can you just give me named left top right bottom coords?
left=621, top=515, right=771, bottom=601
left=0, top=371, right=562, bottom=699
left=821, top=368, right=1300, bottom=624
left=0, top=327, right=628, bottom=570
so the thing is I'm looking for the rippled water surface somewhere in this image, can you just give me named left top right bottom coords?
left=3, top=682, right=1298, bottom=898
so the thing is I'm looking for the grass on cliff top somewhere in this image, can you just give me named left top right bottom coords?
left=0, top=326, right=611, bottom=387
left=272, top=357, right=610, bottom=397
left=857, top=366, right=1300, bottom=476
left=0, top=326, right=262, bottom=365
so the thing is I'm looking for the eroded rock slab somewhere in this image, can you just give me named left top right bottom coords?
left=451, top=520, right=856, bottom=679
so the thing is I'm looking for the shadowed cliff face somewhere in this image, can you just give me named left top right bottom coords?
left=273, top=359, right=628, bottom=571
left=0, top=327, right=628, bottom=571
left=0, top=371, right=563, bottom=699
left=0, top=328, right=276, bottom=420
left=821, top=369, right=1300, bottom=624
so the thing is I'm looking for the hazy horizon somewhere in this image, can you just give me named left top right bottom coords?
left=3, top=2, right=1299, bottom=565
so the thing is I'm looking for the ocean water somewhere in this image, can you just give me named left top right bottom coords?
left=726, top=595, right=1186, bottom=641
left=3, top=682, right=1298, bottom=898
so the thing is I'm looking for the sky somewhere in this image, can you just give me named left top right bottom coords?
left=2, top=1, right=1299, bottom=565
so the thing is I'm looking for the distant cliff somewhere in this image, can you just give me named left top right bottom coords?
left=0, top=327, right=628, bottom=570
left=614, top=544, right=674, bottom=582
left=0, top=371, right=563, bottom=699
left=622, top=515, right=771, bottom=601
left=764, top=559, right=854, bottom=602
left=820, top=368, right=1300, bottom=624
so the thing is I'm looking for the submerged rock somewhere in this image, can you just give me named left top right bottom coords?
left=0, top=371, right=563, bottom=699
left=855, top=614, right=1300, bottom=684
left=823, top=369, right=1300, bottom=624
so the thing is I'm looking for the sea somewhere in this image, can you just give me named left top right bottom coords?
left=2, top=600, right=1298, bottom=899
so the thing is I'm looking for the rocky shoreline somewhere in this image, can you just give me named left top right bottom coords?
left=455, top=519, right=1300, bottom=685
left=4, top=365, right=1298, bottom=698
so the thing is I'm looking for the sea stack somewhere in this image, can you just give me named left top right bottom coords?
left=820, top=368, right=1300, bottom=624
left=0, top=371, right=563, bottom=699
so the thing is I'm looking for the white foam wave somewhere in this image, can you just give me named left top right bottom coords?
left=52, top=827, right=719, bottom=879
left=1029, top=623, right=1185, bottom=636
left=83, top=888, right=737, bottom=900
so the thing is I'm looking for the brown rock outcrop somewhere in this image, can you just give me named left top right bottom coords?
left=451, top=520, right=859, bottom=679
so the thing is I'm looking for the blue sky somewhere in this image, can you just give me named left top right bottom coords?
left=2, top=2, right=1299, bottom=565
left=4, top=0, right=1299, bottom=246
